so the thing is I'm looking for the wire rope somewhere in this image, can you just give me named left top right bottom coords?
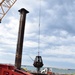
left=38, top=0, right=41, bottom=56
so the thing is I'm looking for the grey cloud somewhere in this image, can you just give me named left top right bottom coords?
left=39, top=0, right=75, bottom=35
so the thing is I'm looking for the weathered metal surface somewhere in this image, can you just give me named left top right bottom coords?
left=15, top=8, right=29, bottom=69
left=0, top=64, right=33, bottom=75
left=33, top=56, right=43, bottom=73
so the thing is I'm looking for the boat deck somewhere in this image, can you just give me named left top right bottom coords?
left=32, top=73, right=47, bottom=75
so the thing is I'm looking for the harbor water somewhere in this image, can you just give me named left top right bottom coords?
left=21, top=65, right=75, bottom=74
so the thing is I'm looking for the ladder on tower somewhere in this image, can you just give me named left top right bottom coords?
left=0, top=0, right=17, bottom=23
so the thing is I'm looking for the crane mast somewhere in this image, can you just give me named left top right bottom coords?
left=0, top=0, right=17, bottom=23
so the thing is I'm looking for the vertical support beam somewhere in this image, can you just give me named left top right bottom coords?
left=15, top=8, right=29, bottom=69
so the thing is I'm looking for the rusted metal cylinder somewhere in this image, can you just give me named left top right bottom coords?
left=15, top=8, right=29, bottom=69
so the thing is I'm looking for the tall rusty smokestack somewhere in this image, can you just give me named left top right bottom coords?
left=15, top=8, right=29, bottom=69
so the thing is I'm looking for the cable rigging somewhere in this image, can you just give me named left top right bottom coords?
left=38, top=0, right=41, bottom=56
left=33, top=0, right=44, bottom=73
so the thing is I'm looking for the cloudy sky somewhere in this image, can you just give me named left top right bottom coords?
left=0, top=0, right=75, bottom=69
